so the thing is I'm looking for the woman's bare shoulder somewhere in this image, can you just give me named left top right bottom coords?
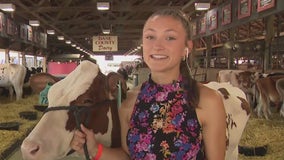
left=197, top=83, right=224, bottom=110
left=197, top=83, right=226, bottom=127
left=121, top=84, right=141, bottom=110
left=198, top=83, right=221, bottom=100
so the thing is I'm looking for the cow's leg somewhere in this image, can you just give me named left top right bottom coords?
left=280, top=103, right=284, bottom=117
left=247, top=93, right=255, bottom=109
left=256, top=94, right=263, bottom=118
left=8, top=86, right=14, bottom=100
left=13, top=84, right=23, bottom=100
left=262, top=94, right=270, bottom=120
left=254, top=87, right=260, bottom=108
left=225, top=146, right=238, bottom=160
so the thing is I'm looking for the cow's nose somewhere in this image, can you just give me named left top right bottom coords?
left=21, top=139, right=41, bottom=160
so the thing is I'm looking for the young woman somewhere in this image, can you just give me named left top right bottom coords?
left=70, top=8, right=226, bottom=160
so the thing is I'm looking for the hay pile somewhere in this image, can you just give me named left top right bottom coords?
left=0, top=95, right=41, bottom=159
left=0, top=95, right=283, bottom=160
left=239, top=113, right=284, bottom=160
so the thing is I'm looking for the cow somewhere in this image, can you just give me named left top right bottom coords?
left=217, top=70, right=265, bottom=108
left=21, top=61, right=250, bottom=160
left=255, top=75, right=284, bottom=119
left=21, top=60, right=128, bottom=160
left=0, top=63, right=27, bottom=100
left=29, top=73, right=61, bottom=94
left=204, top=82, right=250, bottom=160
left=276, top=78, right=284, bottom=117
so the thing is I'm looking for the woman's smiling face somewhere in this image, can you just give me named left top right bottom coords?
left=142, top=15, right=188, bottom=74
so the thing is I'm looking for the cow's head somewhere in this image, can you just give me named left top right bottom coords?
left=235, top=71, right=258, bottom=93
left=21, top=61, right=127, bottom=160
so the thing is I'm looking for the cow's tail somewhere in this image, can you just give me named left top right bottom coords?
left=238, top=145, right=268, bottom=156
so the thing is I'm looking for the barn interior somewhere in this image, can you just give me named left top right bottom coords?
left=0, top=0, right=283, bottom=75
left=0, top=0, right=284, bottom=160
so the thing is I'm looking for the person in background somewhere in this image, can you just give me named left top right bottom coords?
left=70, top=8, right=226, bottom=160
left=117, top=64, right=129, bottom=81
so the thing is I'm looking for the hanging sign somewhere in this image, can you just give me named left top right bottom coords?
left=222, top=3, right=232, bottom=26
left=0, top=12, right=5, bottom=33
left=207, top=9, right=218, bottom=31
left=238, top=0, right=251, bottom=19
left=92, top=36, right=118, bottom=52
left=191, top=22, right=197, bottom=36
left=27, top=25, right=33, bottom=41
left=199, top=15, right=206, bottom=34
left=257, top=0, right=275, bottom=12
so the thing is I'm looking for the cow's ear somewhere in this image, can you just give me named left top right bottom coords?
left=106, top=72, right=127, bottom=100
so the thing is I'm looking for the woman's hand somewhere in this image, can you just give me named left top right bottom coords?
left=70, top=124, right=98, bottom=157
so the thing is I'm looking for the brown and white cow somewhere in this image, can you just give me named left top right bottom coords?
left=255, top=75, right=284, bottom=119
left=29, top=72, right=61, bottom=93
left=217, top=70, right=265, bottom=107
left=0, top=63, right=27, bottom=100
left=204, top=82, right=250, bottom=160
left=21, top=61, right=250, bottom=160
left=21, top=60, right=127, bottom=160
left=276, top=78, right=284, bottom=117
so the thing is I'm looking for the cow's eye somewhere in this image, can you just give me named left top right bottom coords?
left=83, top=99, right=94, bottom=104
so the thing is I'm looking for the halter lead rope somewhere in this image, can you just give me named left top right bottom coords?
left=44, top=100, right=114, bottom=160
left=44, top=106, right=90, bottom=160
left=73, top=107, right=90, bottom=160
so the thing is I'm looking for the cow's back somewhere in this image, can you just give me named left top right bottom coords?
left=29, top=73, right=60, bottom=93
left=218, top=70, right=236, bottom=83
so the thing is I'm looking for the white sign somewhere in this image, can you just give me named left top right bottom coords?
left=93, top=36, right=118, bottom=52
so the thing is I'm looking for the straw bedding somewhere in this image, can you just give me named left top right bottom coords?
left=0, top=95, right=40, bottom=160
left=0, top=95, right=283, bottom=160
left=239, top=113, right=284, bottom=160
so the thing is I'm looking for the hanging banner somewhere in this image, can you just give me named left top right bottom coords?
left=257, top=0, right=275, bottom=12
left=20, top=24, right=28, bottom=40
left=92, top=35, right=118, bottom=52
left=27, top=25, right=33, bottom=41
left=222, top=3, right=232, bottom=26
left=207, top=8, right=218, bottom=31
left=0, top=12, right=5, bottom=34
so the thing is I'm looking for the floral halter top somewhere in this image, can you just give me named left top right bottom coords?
left=127, top=75, right=204, bottom=160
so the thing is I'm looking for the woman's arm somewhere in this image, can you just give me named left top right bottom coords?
left=119, top=86, right=140, bottom=156
left=99, top=87, right=139, bottom=159
left=197, top=86, right=226, bottom=160
left=70, top=124, right=129, bottom=160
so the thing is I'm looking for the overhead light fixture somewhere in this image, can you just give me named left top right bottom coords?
left=65, top=40, right=71, bottom=44
left=195, top=3, right=210, bottom=11
left=97, top=2, right=110, bottom=10
left=47, top=29, right=55, bottom=35
left=0, top=3, right=15, bottom=12
left=71, top=44, right=76, bottom=47
left=29, top=20, right=40, bottom=27
left=57, top=36, right=64, bottom=40
left=102, top=29, right=111, bottom=34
